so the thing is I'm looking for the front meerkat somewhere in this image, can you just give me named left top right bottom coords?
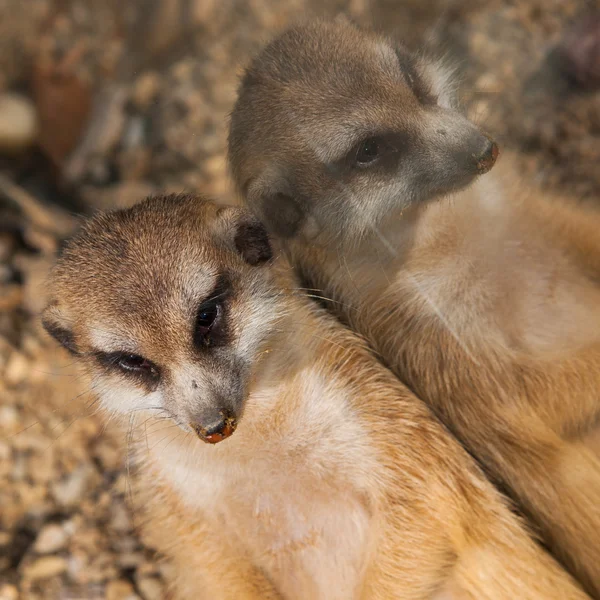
left=42, top=194, right=588, bottom=600
left=229, top=19, right=600, bottom=597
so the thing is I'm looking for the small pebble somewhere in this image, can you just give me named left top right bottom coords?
left=131, top=72, right=161, bottom=110
left=117, top=551, right=144, bottom=569
left=23, top=556, right=68, bottom=580
left=110, top=501, right=133, bottom=533
left=34, top=523, right=69, bottom=554
left=4, top=352, right=29, bottom=387
left=137, top=577, right=164, bottom=600
left=0, top=584, right=18, bottom=600
left=106, top=580, right=141, bottom=600
left=0, top=93, right=38, bottom=153
left=0, top=406, right=19, bottom=429
left=51, top=465, right=94, bottom=507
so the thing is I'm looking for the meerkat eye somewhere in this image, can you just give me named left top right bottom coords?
left=355, top=138, right=381, bottom=165
left=97, top=351, right=160, bottom=380
left=194, top=300, right=222, bottom=342
left=116, top=354, right=157, bottom=374
left=193, top=274, right=229, bottom=349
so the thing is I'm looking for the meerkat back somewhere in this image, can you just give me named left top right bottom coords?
left=229, top=19, right=600, bottom=597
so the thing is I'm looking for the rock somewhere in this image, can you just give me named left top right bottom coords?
left=0, top=443, right=10, bottom=479
left=203, top=153, right=227, bottom=180
left=0, top=286, right=23, bottom=315
left=137, top=577, right=164, bottom=600
left=61, top=84, right=125, bottom=183
left=11, top=453, right=28, bottom=481
left=32, top=54, right=92, bottom=167
left=23, top=556, right=68, bottom=580
left=51, top=465, right=94, bottom=507
left=81, top=181, right=156, bottom=211
left=4, top=351, right=29, bottom=387
left=28, top=448, right=56, bottom=484
left=34, top=524, right=69, bottom=554
left=106, top=580, right=140, bottom=600
left=117, top=147, right=152, bottom=182
left=65, top=553, right=85, bottom=583
left=11, top=430, right=48, bottom=452
left=0, top=265, right=16, bottom=285
left=0, top=584, right=18, bottom=600
left=0, top=405, right=19, bottom=429
left=131, top=72, right=161, bottom=110
left=0, top=93, right=39, bottom=153
left=559, top=11, right=600, bottom=90
left=22, top=228, right=58, bottom=256
left=94, top=439, right=123, bottom=472
left=20, top=333, right=43, bottom=357
left=117, top=551, right=144, bottom=569
left=110, top=501, right=132, bottom=533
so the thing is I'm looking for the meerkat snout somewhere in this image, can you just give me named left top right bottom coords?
left=475, top=135, right=499, bottom=174
left=190, top=408, right=237, bottom=444
left=229, top=19, right=499, bottom=240
left=42, top=194, right=280, bottom=444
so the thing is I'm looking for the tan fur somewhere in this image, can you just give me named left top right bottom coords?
left=42, top=194, right=588, bottom=599
left=228, top=19, right=600, bottom=597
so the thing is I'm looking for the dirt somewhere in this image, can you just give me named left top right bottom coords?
left=0, top=0, right=599, bottom=598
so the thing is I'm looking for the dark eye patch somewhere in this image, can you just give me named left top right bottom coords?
left=356, top=137, right=381, bottom=165
left=394, top=48, right=436, bottom=105
left=95, top=351, right=161, bottom=388
left=42, top=319, right=79, bottom=355
left=336, top=131, right=410, bottom=173
left=193, top=273, right=231, bottom=350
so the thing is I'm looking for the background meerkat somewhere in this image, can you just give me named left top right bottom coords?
left=228, top=19, right=600, bottom=598
left=41, top=194, right=589, bottom=600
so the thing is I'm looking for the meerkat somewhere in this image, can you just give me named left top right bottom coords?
left=228, top=19, right=600, bottom=597
left=41, top=193, right=589, bottom=600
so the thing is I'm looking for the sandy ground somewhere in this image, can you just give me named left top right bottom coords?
left=0, top=0, right=598, bottom=598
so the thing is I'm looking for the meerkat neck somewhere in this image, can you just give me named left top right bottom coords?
left=248, top=301, right=321, bottom=391
left=366, top=174, right=508, bottom=262
left=283, top=172, right=518, bottom=349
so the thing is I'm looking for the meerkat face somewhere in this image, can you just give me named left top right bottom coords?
left=42, top=195, right=282, bottom=444
left=229, top=19, right=498, bottom=241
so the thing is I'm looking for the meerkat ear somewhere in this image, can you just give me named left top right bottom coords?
left=41, top=303, right=79, bottom=355
left=233, top=218, right=272, bottom=266
left=216, top=206, right=273, bottom=266
left=246, top=177, right=305, bottom=239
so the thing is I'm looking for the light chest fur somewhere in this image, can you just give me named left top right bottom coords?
left=143, top=360, right=376, bottom=600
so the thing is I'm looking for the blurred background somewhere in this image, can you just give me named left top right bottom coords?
left=0, top=0, right=598, bottom=598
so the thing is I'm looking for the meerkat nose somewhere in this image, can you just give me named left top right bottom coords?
left=475, top=137, right=499, bottom=174
left=190, top=410, right=237, bottom=444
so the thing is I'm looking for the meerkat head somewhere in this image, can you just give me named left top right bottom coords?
left=42, top=194, right=281, bottom=444
left=229, top=18, right=498, bottom=241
